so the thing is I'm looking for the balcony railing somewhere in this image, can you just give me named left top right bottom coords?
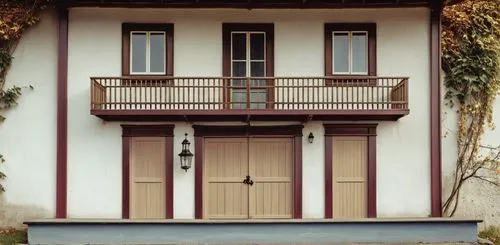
left=90, top=76, right=409, bottom=121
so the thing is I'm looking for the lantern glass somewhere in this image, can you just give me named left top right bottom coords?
left=308, top=132, right=314, bottom=143
left=179, top=153, right=193, bottom=171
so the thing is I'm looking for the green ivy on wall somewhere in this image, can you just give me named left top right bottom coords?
left=441, top=0, right=500, bottom=216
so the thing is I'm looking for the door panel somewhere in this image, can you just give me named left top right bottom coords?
left=130, top=137, right=166, bottom=219
left=204, top=138, right=249, bottom=219
left=332, top=136, right=367, bottom=219
left=249, top=138, right=293, bottom=219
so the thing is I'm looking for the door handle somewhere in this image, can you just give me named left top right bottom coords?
left=243, top=175, right=254, bottom=186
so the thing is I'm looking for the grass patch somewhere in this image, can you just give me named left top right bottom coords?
left=0, top=227, right=27, bottom=245
left=480, top=226, right=500, bottom=245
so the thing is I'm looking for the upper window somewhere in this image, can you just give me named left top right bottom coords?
left=130, top=31, right=165, bottom=74
left=231, top=32, right=266, bottom=78
left=122, top=23, right=173, bottom=76
left=333, top=31, right=367, bottom=74
left=325, top=23, right=376, bottom=76
left=223, top=23, right=274, bottom=78
left=222, top=24, right=274, bottom=109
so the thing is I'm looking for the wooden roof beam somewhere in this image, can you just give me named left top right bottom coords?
left=62, top=0, right=431, bottom=8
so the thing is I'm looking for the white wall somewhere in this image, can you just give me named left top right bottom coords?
left=375, top=10, right=431, bottom=217
left=302, top=121, right=325, bottom=218
left=8, top=7, right=433, bottom=219
left=173, top=123, right=195, bottom=219
left=0, top=10, right=58, bottom=225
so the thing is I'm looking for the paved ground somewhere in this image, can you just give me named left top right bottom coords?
left=42, top=243, right=478, bottom=245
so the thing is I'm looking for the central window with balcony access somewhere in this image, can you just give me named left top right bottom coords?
left=231, top=31, right=267, bottom=109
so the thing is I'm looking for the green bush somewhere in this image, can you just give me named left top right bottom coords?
left=480, top=226, right=500, bottom=245
left=0, top=227, right=27, bottom=245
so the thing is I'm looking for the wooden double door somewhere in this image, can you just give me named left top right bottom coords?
left=203, top=137, right=293, bottom=219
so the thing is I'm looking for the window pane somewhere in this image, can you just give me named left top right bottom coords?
left=352, top=33, right=368, bottom=73
left=250, top=61, right=265, bottom=77
left=231, top=91, right=246, bottom=109
left=150, top=33, right=165, bottom=73
left=232, top=79, right=246, bottom=87
left=251, top=79, right=266, bottom=87
left=232, top=33, right=246, bottom=60
left=333, top=33, right=349, bottom=74
left=131, top=33, right=147, bottom=73
left=232, top=61, right=247, bottom=77
left=250, top=33, right=265, bottom=60
left=250, top=90, right=266, bottom=109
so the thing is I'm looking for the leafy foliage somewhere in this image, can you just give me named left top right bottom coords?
left=0, top=0, right=53, bottom=193
left=480, top=226, right=500, bottom=245
left=0, top=155, right=5, bottom=193
left=441, top=0, right=500, bottom=216
left=0, top=227, right=27, bottom=245
left=0, top=0, right=52, bottom=43
left=0, top=48, right=12, bottom=71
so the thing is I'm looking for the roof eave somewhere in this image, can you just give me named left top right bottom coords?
left=444, top=0, right=466, bottom=6
left=60, top=0, right=433, bottom=9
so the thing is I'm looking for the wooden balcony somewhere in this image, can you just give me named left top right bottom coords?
left=90, top=76, right=409, bottom=121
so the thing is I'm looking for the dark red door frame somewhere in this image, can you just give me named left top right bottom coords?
left=56, top=7, right=69, bottom=219
left=193, top=125, right=303, bottom=219
left=121, top=125, right=175, bottom=219
left=324, top=124, right=377, bottom=218
left=430, top=0, right=443, bottom=217
left=121, top=125, right=174, bottom=219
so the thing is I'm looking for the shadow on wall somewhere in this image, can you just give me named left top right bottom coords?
left=443, top=173, right=500, bottom=229
left=0, top=200, right=50, bottom=228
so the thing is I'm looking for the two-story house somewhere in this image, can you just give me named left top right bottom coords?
left=0, top=0, right=483, bottom=244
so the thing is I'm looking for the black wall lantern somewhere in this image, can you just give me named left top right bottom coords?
left=179, top=133, right=194, bottom=172
left=308, top=132, right=314, bottom=143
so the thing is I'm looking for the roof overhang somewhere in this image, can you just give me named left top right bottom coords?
left=60, top=0, right=438, bottom=9
left=444, top=0, right=466, bottom=6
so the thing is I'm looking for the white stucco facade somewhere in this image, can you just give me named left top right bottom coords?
left=0, top=10, right=58, bottom=225
left=1, top=7, right=436, bottom=222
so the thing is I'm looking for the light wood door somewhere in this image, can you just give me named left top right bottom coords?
left=332, top=136, right=368, bottom=219
left=130, top=137, right=166, bottom=219
left=249, top=138, right=293, bottom=219
left=204, top=138, right=249, bottom=219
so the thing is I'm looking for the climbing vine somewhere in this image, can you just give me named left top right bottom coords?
left=441, top=0, right=500, bottom=216
left=0, top=0, right=53, bottom=193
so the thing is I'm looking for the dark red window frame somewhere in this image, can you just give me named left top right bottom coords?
left=324, top=23, right=377, bottom=86
left=222, top=23, right=275, bottom=109
left=122, top=23, right=174, bottom=77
